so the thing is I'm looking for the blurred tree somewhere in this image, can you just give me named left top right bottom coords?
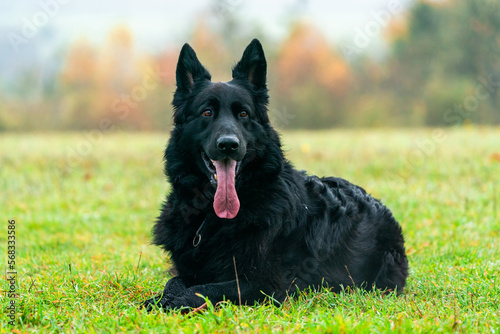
left=190, top=21, right=231, bottom=81
left=2, top=0, right=500, bottom=130
left=58, top=26, right=170, bottom=130
left=99, top=25, right=144, bottom=130
left=274, top=22, right=353, bottom=128
left=59, top=38, right=98, bottom=129
left=384, top=0, right=500, bottom=126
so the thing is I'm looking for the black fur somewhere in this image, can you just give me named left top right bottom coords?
left=142, top=39, right=408, bottom=311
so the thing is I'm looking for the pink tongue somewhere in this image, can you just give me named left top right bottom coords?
left=213, top=159, right=240, bottom=219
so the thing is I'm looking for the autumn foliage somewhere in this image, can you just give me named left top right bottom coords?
left=1, top=0, right=499, bottom=131
left=273, top=23, right=353, bottom=128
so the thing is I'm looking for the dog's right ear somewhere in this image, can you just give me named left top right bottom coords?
left=175, top=43, right=211, bottom=94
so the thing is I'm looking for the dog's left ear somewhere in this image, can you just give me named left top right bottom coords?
left=232, top=39, right=267, bottom=89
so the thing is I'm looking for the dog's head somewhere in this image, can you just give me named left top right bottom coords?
left=167, top=39, right=280, bottom=220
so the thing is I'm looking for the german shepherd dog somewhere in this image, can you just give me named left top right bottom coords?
left=142, top=39, right=408, bottom=311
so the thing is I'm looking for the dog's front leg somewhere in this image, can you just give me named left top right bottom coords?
left=167, top=279, right=281, bottom=310
left=141, top=276, right=187, bottom=311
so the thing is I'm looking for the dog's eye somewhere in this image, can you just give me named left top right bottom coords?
left=239, top=111, right=248, bottom=118
left=202, top=109, right=213, bottom=117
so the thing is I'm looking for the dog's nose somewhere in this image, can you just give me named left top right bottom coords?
left=217, top=136, right=240, bottom=152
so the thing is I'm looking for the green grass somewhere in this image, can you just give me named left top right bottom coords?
left=1, top=127, right=499, bottom=333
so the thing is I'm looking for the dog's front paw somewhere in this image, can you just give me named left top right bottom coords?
left=140, top=294, right=172, bottom=312
left=168, top=292, right=208, bottom=311
left=141, top=277, right=190, bottom=312
left=140, top=294, right=198, bottom=312
left=141, top=294, right=206, bottom=313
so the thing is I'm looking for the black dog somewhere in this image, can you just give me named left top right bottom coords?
left=142, top=39, right=408, bottom=311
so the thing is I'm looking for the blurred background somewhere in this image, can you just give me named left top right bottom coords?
left=0, top=0, right=499, bottom=131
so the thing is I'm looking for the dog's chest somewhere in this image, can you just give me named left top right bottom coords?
left=173, top=221, right=265, bottom=283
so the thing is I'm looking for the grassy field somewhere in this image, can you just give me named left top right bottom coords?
left=1, top=128, right=499, bottom=333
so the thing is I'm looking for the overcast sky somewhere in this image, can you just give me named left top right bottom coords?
left=1, top=0, right=415, bottom=55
